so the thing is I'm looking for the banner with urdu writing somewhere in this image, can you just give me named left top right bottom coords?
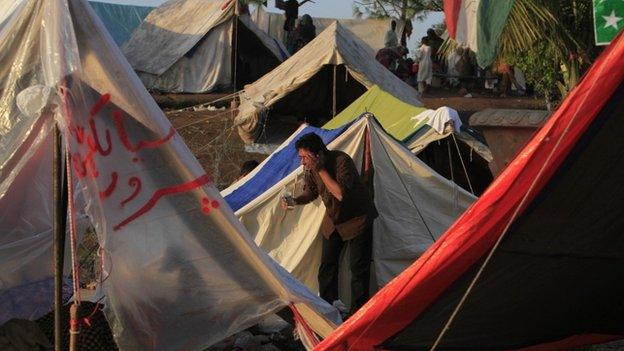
left=594, top=0, right=624, bottom=45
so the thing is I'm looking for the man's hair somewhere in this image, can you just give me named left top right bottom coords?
left=427, top=28, right=436, bottom=36
left=295, top=133, right=328, bottom=155
left=421, top=36, right=429, bottom=45
left=391, top=20, right=397, bottom=29
left=239, top=160, right=259, bottom=177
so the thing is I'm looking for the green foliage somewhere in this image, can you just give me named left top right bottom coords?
left=509, top=42, right=562, bottom=102
left=500, top=0, right=600, bottom=102
left=353, top=0, right=443, bottom=20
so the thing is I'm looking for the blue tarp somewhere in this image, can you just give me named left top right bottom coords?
left=225, top=124, right=351, bottom=212
left=89, top=1, right=154, bottom=46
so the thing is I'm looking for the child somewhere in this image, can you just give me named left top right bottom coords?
left=416, top=37, right=433, bottom=94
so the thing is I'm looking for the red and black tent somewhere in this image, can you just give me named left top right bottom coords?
left=316, top=32, right=624, bottom=350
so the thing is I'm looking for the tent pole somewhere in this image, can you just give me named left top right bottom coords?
left=53, top=123, right=66, bottom=351
left=332, top=65, right=337, bottom=117
left=232, top=16, right=238, bottom=93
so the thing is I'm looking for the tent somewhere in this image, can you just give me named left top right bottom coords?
left=252, top=6, right=406, bottom=55
left=324, top=85, right=493, bottom=194
left=222, top=115, right=475, bottom=304
left=0, top=1, right=339, bottom=350
left=123, top=0, right=289, bottom=93
left=88, top=1, right=154, bottom=46
left=316, top=32, right=624, bottom=350
left=235, top=22, right=421, bottom=145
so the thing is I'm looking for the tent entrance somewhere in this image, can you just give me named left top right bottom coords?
left=252, top=65, right=367, bottom=150
left=417, top=137, right=493, bottom=195
left=235, top=18, right=283, bottom=90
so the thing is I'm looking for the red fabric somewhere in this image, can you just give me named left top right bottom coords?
left=444, top=0, right=462, bottom=39
left=315, top=32, right=624, bottom=351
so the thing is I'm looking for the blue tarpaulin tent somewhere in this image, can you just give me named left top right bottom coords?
left=89, top=1, right=153, bottom=46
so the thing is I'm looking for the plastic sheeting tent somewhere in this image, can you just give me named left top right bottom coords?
left=123, top=0, right=289, bottom=93
left=0, top=1, right=339, bottom=350
left=316, top=31, right=624, bottom=351
left=222, top=115, right=475, bottom=305
left=88, top=1, right=154, bottom=46
left=236, top=22, right=421, bottom=145
left=324, top=85, right=494, bottom=195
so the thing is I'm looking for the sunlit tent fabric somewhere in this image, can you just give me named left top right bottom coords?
left=317, top=32, right=624, bottom=351
left=252, top=6, right=405, bottom=55
left=88, top=1, right=153, bottom=46
left=324, top=85, right=493, bottom=194
left=236, top=22, right=421, bottom=144
left=0, top=1, right=339, bottom=350
left=123, top=0, right=288, bottom=93
left=222, top=115, right=475, bottom=300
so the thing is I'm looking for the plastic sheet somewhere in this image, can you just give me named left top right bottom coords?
left=0, top=1, right=339, bottom=350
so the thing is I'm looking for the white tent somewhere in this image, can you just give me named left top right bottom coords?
left=0, top=1, right=338, bottom=349
left=222, top=115, right=475, bottom=302
left=252, top=6, right=405, bottom=55
left=236, top=21, right=421, bottom=144
left=123, top=0, right=289, bottom=93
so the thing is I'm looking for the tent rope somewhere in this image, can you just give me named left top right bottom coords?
left=175, top=108, right=237, bottom=131
left=428, top=44, right=610, bottom=351
left=447, top=137, right=459, bottom=211
left=452, top=133, right=475, bottom=195
left=373, top=119, right=435, bottom=241
left=171, top=90, right=244, bottom=113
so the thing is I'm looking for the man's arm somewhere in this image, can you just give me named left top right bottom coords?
left=293, top=171, right=319, bottom=205
left=317, top=153, right=359, bottom=202
left=318, top=170, right=343, bottom=201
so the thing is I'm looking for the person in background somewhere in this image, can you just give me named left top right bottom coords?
left=283, top=133, right=376, bottom=315
left=446, top=46, right=463, bottom=88
left=416, top=37, right=433, bottom=94
left=496, top=59, right=523, bottom=97
left=276, top=0, right=312, bottom=53
left=426, top=28, right=443, bottom=64
left=235, top=160, right=259, bottom=182
left=384, top=20, right=398, bottom=48
left=292, top=14, right=316, bottom=53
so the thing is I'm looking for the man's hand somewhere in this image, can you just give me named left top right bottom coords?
left=280, top=197, right=289, bottom=210
left=308, top=152, right=325, bottom=172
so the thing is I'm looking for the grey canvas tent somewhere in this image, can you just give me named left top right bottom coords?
left=123, top=0, right=289, bottom=93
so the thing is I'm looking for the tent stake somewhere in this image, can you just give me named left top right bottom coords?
left=53, top=124, right=66, bottom=351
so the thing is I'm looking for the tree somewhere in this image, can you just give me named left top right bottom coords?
left=353, top=0, right=443, bottom=21
left=499, top=0, right=600, bottom=102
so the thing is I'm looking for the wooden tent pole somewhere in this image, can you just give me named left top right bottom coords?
left=332, top=65, right=337, bottom=117
left=53, top=124, right=66, bottom=351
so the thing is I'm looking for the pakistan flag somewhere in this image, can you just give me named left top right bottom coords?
left=594, top=0, right=624, bottom=45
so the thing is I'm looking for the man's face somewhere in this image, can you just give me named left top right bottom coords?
left=298, top=148, right=316, bottom=170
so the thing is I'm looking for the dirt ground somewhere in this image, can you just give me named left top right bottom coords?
left=162, top=89, right=547, bottom=189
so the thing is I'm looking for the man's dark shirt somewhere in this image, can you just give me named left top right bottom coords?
left=294, top=150, right=374, bottom=240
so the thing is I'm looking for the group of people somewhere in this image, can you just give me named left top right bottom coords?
left=276, top=0, right=316, bottom=54
left=377, top=22, right=527, bottom=97
left=376, top=22, right=445, bottom=94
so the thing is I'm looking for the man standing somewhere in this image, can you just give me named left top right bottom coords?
left=384, top=20, right=399, bottom=48
left=282, top=133, right=376, bottom=314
